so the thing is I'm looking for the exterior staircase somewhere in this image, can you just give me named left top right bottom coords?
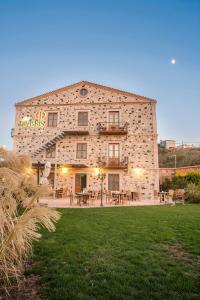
left=31, top=130, right=67, bottom=157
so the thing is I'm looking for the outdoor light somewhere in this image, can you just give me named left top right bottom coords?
left=61, top=167, right=68, bottom=175
left=132, top=168, right=145, bottom=177
left=93, top=167, right=100, bottom=176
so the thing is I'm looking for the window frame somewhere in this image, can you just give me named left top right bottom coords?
left=108, top=143, right=120, bottom=158
left=76, top=143, right=87, bottom=159
left=108, top=174, right=120, bottom=191
left=108, top=111, right=120, bottom=125
left=47, top=112, right=58, bottom=127
left=78, top=111, right=88, bottom=126
left=46, top=144, right=56, bottom=158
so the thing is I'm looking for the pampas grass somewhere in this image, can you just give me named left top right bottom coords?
left=0, top=148, right=60, bottom=290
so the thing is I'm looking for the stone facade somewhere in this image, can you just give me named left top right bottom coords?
left=13, top=81, right=159, bottom=201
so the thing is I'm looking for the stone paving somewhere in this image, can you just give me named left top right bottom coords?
left=39, top=197, right=161, bottom=208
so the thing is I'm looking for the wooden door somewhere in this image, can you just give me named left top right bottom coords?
left=75, top=174, right=87, bottom=193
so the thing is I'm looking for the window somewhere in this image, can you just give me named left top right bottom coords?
left=109, top=111, right=120, bottom=125
left=46, top=145, right=56, bottom=158
left=108, top=143, right=120, bottom=158
left=48, top=113, right=58, bottom=127
left=78, top=112, right=88, bottom=126
left=76, top=143, right=87, bottom=159
left=108, top=174, right=120, bottom=191
left=80, top=88, right=88, bottom=96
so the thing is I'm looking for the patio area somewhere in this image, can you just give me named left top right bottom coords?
left=39, top=188, right=185, bottom=208
left=39, top=190, right=160, bottom=208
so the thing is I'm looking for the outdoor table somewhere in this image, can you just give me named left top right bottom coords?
left=76, top=192, right=90, bottom=206
left=111, top=192, right=126, bottom=204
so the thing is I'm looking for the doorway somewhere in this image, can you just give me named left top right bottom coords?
left=75, top=174, right=87, bottom=193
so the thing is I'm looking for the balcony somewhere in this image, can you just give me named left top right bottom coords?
left=98, top=157, right=128, bottom=169
left=63, top=127, right=89, bottom=135
left=97, top=122, right=128, bottom=135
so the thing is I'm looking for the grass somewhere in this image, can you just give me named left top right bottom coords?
left=30, top=205, right=200, bottom=300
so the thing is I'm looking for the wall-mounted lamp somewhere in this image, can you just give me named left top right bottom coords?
left=60, top=167, right=69, bottom=175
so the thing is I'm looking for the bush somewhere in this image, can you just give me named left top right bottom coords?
left=185, top=183, right=200, bottom=203
left=161, top=171, right=200, bottom=191
left=0, top=148, right=60, bottom=291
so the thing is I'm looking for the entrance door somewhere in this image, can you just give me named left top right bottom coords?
left=75, top=174, right=87, bottom=193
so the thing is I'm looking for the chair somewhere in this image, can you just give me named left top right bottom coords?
left=174, top=189, right=185, bottom=204
left=121, top=191, right=130, bottom=204
left=89, top=191, right=98, bottom=205
left=56, top=188, right=64, bottom=198
left=111, top=192, right=120, bottom=205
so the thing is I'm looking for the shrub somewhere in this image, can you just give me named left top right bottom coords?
left=161, top=171, right=200, bottom=191
left=0, top=148, right=60, bottom=290
left=185, top=183, right=200, bottom=203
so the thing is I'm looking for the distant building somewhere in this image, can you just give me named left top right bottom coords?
left=160, top=140, right=176, bottom=149
left=177, top=143, right=194, bottom=149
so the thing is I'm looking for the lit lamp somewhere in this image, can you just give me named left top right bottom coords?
left=61, top=167, right=69, bottom=175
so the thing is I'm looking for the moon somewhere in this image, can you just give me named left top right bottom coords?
left=171, top=59, right=176, bottom=65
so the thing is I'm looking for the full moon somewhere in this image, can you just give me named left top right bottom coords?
left=171, top=59, right=176, bottom=64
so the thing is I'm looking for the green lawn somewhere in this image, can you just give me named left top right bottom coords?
left=30, top=205, right=200, bottom=300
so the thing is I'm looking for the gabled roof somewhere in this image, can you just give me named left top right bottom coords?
left=15, top=80, right=156, bottom=106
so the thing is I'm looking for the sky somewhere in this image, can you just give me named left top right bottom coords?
left=0, top=0, right=200, bottom=149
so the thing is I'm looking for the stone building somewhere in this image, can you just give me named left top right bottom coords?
left=13, top=81, right=159, bottom=202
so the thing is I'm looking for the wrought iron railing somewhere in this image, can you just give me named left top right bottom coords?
left=97, top=122, right=128, bottom=134
left=98, top=156, right=128, bottom=168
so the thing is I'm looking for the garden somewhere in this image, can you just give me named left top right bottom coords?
left=0, top=149, right=200, bottom=300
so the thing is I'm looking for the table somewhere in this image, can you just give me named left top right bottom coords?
left=76, top=192, right=90, bottom=206
left=111, top=192, right=127, bottom=204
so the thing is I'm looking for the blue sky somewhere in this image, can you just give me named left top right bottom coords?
left=0, top=0, right=200, bottom=149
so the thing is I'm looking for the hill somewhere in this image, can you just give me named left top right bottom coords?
left=158, top=147, right=200, bottom=168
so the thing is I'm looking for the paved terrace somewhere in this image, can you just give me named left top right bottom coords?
left=39, top=197, right=161, bottom=208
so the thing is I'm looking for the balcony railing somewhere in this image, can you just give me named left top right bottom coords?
left=98, top=157, right=128, bottom=169
left=97, top=122, right=128, bottom=135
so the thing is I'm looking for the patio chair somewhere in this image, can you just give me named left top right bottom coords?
left=174, top=189, right=185, bottom=204
left=56, top=188, right=64, bottom=198
left=110, top=192, right=120, bottom=205
left=89, top=190, right=99, bottom=205
left=121, top=191, right=131, bottom=204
